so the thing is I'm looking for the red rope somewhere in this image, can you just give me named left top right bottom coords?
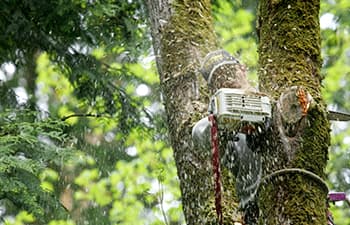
left=208, top=114, right=223, bottom=224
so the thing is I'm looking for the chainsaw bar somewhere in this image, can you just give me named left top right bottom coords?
left=328, top=110, right=350, bottom=121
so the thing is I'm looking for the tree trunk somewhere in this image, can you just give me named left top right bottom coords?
left=147, top=0, right=331, bottom=224
left=257, top=0, right=330, bottom=224
left=145, top=0, right=243, bottom=224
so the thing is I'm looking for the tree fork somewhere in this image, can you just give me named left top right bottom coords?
left=257, top=1, right=330, bottom=224
left=146, top=0, right=244, bottom=224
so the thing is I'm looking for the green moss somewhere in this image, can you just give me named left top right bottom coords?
left=157, top=1, right=242, bottom=224
left=258, top=172, right=327, bottom=224
left=257, top=0, right=330, bottom=224
left=161, top=0, right=217, bottom=81
left=292, top=105, right=330, bottom=177
left=160, top=0, right=217, bottom=132
left=258, top=0, right=322, bottom=100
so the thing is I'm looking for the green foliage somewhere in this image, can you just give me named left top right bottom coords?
left=0, top=0, right=349, bottom=224
left=3, top=211, right=35, bottom=225
left=69, top=126, right=182, bottom=225
left=0, top=0, right=150, bottom=123
left=48, top=220, right=76, bottom=225
left=0, top=0, right=148, bottom=63
left=0, top=109, right=73, bottom=223
left=321, top=0, right=350, bottom=110
left=320, top=0, right=350, bottom=223
left=32, top=33, right=172, bottom=224
left=0, top=0, right=177, bottom=224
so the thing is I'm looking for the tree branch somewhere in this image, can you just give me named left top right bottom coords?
left=61, top=113, right=102, bottom=121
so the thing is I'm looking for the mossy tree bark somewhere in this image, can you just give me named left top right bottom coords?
left=147, top=0, right=330, bottom=224
left=146, top=0, right=242, bottom=224
left=257, top=0, right=330, bottom=224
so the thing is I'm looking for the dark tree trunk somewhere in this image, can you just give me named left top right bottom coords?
left=146, top=0, right=331, bottom=224
left=145, top=0, right=243, bottom=224
left=257, top=0, right=330, bottom=224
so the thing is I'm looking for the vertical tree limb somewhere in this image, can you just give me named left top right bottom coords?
left=257, top=1, right=330, bottom=224
left=145, top=1, right=244, bottom=224
left=146, top=0, right=218, bottom=223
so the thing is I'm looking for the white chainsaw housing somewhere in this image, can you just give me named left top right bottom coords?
left=209, top=88, right=272, bottom=130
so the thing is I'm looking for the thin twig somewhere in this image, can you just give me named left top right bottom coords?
left=61, top=113, right=103, bottom=121
left=158, top=180, right=169, bottom=225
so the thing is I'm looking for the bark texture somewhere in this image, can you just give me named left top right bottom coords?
left=146, top=0, right=243, bottom=224
left=147, top=0, right=330, bottom=224
left=257, top=0, right=330, bottom=224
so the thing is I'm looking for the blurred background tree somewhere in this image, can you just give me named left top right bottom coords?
left=320, top=0, right=350, bottom=223
left=0, top=0, right=181, bottom=224
left=0, top=0, right=349, bottom=224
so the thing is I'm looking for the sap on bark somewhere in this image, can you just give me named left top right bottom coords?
left=276, top=86, right=313, bottom=137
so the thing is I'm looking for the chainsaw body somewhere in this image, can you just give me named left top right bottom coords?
left=209, top=88, right=272, bottom=130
